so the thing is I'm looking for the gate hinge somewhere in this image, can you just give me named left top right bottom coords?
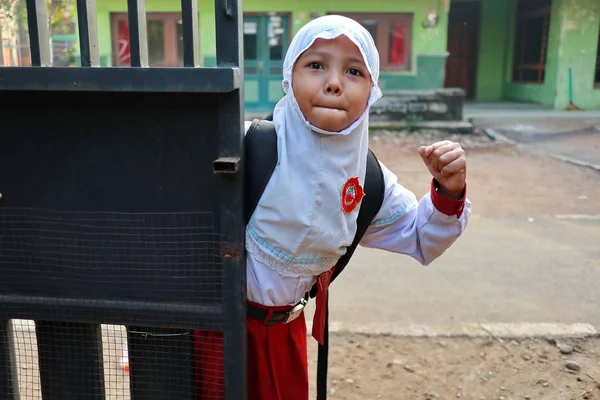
left=221, top=242, right=243, bottom=261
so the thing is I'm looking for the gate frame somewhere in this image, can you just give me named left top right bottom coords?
left=0, top=0, right=247, bottom=398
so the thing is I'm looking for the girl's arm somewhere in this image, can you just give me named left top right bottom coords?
left=359, top=161, right=470, bottom=266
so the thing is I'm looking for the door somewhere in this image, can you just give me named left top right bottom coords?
left=444, top=2, right=481, bottom=99
left=243, top=14, right=289, bottom=110
left=111, top=13, right=184, bottom=67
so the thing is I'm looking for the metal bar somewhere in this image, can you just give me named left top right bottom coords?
left=25, top=0, right=51, bottom=66
left=0, top=29, right=5, bottom=66
left=181, top=0, right=199, bottom=67
left=76, top=0, right=100, bottom=66
left=127, top=0, right=148, bottom=67
left=214, top=0, right=242, bottom=66
left=127, top=327, right=195, bottom=400
left=539, top=14, right=549, bottom=65
left=0, top=67, right=241, bottom=92
left=0, top=296, right=224, bottom=330
left=217, top=97, right=246, bottom=400
left=214, top=0, right=246, bottom=398
left=0, top=321, right=19, bottom=400
left=513, top=64, right=546, bottom=71
left=36, top=321, right=105, bottom=400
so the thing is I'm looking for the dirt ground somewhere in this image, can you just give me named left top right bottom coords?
left=369, top=129, right=600, bottom=216
left=12, top=325, right=600, bottom=399
left=303, top=129, right=600, bottom=400
left=309, top=333, right=600, bottom=400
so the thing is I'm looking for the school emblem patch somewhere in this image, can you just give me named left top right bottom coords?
left=340, top=177, right=365, bottom=214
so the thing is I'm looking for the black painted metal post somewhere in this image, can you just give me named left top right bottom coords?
left=181, top=0, right=199, bottom=67
left=214, top=0, right=246, bottom=399
left=25, top=0, right=51, bottom=66
left=127, top=327, right=195, bottom=400
left=35, top=322, right=105, bottom=400
left=0, top=321, right=17, bottom=399
left=0, top=29, right=4, bottom=66
left=76, top=0, right=100, bottom=66
left=126, top=0, right=149, bottom=67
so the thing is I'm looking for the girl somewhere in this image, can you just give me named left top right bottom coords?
left=198, top=15, right=470, bottom=400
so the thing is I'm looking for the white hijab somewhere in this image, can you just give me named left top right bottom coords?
left=246, top=15, right=383, bottom=278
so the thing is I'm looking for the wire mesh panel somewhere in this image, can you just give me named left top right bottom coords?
left=0, top=207, right=224, bottom=398
left=2, top=322, right=230, bottom=399
left=0, top=0, right=246, bottom=398
left=0, top=209, right=222, bottom=304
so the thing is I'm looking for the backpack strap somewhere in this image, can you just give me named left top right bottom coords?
left=244, top=119, right=277, bottom=225
left=314, top=149, right=384, bottom=400
left=309, top=149, right=385, bottom=298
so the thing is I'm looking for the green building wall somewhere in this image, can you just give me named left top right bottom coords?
left=244, top=0, right=452, bottom=90
left=477, top=0, right=600, bottom=109
left=474, top=0, right=509, bottom=101
left=91, top=0, right=600, bottom=109
left=502, top=0, right=562, bottom=107
left=94, top=0, right=451, bottom=90
left=552, top=0, right=600, bottom=110
left=95, top=0, right=217, bottom=66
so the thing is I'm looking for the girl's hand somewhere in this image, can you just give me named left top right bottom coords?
left=419, top=141, right=467, bottom=199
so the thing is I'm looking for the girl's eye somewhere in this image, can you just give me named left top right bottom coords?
left=309, top=62, right=323, bottom=70
left=348, top=68, right=362, bottom=76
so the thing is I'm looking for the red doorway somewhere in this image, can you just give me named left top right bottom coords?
left=110, top=13, right=184, bottom=67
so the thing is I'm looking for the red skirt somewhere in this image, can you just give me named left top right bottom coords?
left=194, top=302, right=309, bottom=400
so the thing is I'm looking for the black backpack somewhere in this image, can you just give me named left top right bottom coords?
left=244, top=117, right=385, bottom=399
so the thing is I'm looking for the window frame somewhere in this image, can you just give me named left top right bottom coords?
left=594, top=22, right=600, bottom=88
left=330, top=12, right=413, bottom=72
left=110, top=12, right=187, bottom=67
left=511, top=0, right=552, bottom=84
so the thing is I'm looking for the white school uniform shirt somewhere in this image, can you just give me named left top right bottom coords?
left=244, top=121, right=472, bottom=307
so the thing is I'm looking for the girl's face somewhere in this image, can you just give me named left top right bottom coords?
left=292, top=35, right=372, bottom=133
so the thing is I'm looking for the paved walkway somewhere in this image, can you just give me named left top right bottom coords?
left=465, top=101, right=600, bottom=134
left=305, top=214, right=600, bottom=337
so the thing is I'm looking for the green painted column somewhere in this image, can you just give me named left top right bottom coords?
left=552, top=0, right=600, bottom=109
left=475, top=0, right=509, bottom=101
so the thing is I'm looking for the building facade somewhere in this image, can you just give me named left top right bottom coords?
left=465, top=0, right=600, bottom=110
left=89, top=0, right=600, bottom=110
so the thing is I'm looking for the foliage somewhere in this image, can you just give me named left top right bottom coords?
left=0, top=0, right=75, bottom=35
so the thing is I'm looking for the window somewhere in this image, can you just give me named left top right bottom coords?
left=110, top=13, right=186, bottom=67
left=243, top=21, right=259, bottom=61
left=512, top=0, right=552, bottom=84
left=333, top=13, right=412, bottom=71
left=595, top=23, right=600, bottom=87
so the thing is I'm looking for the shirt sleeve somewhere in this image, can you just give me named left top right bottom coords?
left=359, top=160, right=471, bottom=266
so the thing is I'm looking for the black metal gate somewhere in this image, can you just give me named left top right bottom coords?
left=0, top=0, right=246, bottom=398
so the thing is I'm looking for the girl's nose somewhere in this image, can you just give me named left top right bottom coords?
left=325, top=73, right=342, bottom=95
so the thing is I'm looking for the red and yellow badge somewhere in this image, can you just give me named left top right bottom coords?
left=340, top=177, right=365, bottom=214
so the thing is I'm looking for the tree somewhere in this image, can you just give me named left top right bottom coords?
left=1, top=0, right=74, bottom=34
left=0, top=0, right=23, bottom=26
left=0, top=0, right=21, bottom=65
left=0, top=0, right=76, bottom=65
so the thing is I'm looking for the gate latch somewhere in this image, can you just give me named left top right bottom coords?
left=213, top=157, right=240, bottom=174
